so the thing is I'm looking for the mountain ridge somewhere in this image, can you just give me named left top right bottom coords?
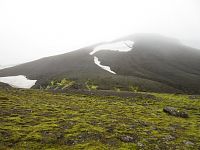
left=0, top=34, right=200, bottom=93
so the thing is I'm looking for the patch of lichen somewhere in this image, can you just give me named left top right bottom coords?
left=0, top=89, right=199, bottom=149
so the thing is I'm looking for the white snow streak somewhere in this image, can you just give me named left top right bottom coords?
left=94, top=56, right=116, bottom=74
left=90, top=40, right=134, bottom=55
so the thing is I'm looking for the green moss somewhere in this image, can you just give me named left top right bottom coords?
left=0, top=89, right=199, bottom=149
left=46, top=78, right=75, bottom=90
left=85, top=80, right=98, bottom=90
left=119, top=143, right=137, bottom=150
left=25, top=131, right=42, bottom=141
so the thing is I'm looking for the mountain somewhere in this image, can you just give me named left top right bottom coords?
left=0, top=34, right=200, bottom=93
left=95, top=34, right=200, bottom=93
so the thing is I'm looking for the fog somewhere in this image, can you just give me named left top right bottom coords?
left=0, top=0, right=200, bottom=66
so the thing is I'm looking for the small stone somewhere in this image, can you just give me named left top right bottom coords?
left=163, top=135, right=175, bottom=141
left=137, top=142, right=144, bottom=147
left=130, top=124, right=137, bottom=129
left=184, top=141, right=194, bottom=146
left=119, top=135, right=137, bottom=142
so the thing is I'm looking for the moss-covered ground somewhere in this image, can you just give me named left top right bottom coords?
left=0, top=89, right=199, bottom=149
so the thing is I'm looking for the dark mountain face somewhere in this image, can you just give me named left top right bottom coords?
left=0, top=34, right=200, bottom=93
left=96, top=34, right=200, bottom=93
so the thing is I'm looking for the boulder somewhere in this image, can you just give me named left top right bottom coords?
left=163, top=106, right=189, bottom=118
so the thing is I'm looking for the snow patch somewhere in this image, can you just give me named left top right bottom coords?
left=90, top=40, right=134, bottom=74
left=0, top=75, right=37, bottom=89
left=90, top=40, right=134, bottom=55
left=94, top=56, right=116, bottom=74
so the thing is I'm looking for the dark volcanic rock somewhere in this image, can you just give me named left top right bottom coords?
left=163, top=106, right=189, bottom=118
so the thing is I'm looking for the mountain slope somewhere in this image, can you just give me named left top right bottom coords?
left=0, top=34, right=200, bottom=93
left=95, top=34, right=200, bottom=93
left=0, top=45, right=107, bottom=86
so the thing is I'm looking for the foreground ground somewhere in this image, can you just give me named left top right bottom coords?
left=0, top=89, right=199, bottom=149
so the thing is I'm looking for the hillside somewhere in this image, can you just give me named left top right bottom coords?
left=0, top=34, right=200, bottom=93
left=95, top=34, right=200, bottom=93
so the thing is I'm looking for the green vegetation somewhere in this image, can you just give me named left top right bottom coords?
left=46, top=78, right=75, bottom=90
left=129, top=86, right=140, bottom=92
left=85, top=80, right=98, bottom=91
left=114, top=87, right=121, bottom=92
left=0, top=88, right=199, bottom=149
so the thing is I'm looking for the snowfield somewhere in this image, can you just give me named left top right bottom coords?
left=90, top=40, right=134, bottom=55
left=0, top=75, right=37, bottom=89
left=91, top=40, right=134, bottom=74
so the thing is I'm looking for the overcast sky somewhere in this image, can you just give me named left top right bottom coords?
left=0, top=0, right=200, bottom=66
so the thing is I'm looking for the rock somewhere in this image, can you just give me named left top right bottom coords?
left=163, top=135, right=175, bottom=141
left=178, top=111, right=189, bottom=118
left=137, top=142, right=144, bottom=147
left=103, top=138, right=119, bottom=146
left=184, top=140, right=194, bottom=146
left=163, top=106, right=189, bottom=118
left=65, top=139, right=76, bottom=145
left=119, top=135, right=137, bottom=142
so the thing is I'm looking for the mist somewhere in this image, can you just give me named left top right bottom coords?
left=0, top=0, right=200, bottom=66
